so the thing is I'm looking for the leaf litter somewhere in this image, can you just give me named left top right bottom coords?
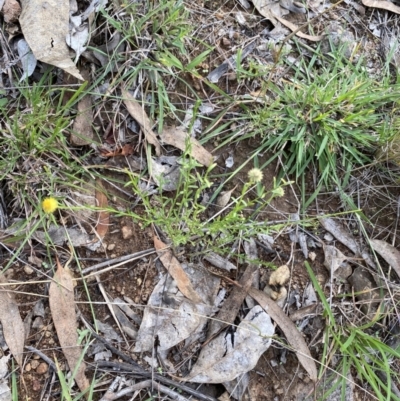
left=0, top=275, right=24, bottom=367
left=2, top=0, right=400, bottom=398
left=49, top=258, right=89, bottom=394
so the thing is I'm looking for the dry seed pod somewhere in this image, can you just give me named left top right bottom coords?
left=215, top=185, right=237, bottom=208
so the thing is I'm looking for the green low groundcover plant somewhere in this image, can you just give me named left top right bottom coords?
left=222, top=44, right=400, bottom=203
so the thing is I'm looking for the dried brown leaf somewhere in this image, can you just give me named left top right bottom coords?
left=154, top=236, right=202, bottom=303
left=122, top=89, right=161, bottom=156
left=370, top=239, right=400, bottom=278
left=95, top=180, right=109, bottom=239
left=216, top=186, right=237, bottom=208
left=0, top=275, right=25, bottom=366
left=19, top=0, right=83, bottom=80
left=249, top=287, right=318, bottom=381
left=361, top=0, right=400, bottom=13
left=274, top=15, right=324, bottom=41
left=71, top=70, right=94, bottom=145
left=161, top=126, right=213, bottom=167
left=320, top=217, right=376, bottom=269
left=2, top=0, right=21, bottom=23
left=49, top=259, right=89, bottom=394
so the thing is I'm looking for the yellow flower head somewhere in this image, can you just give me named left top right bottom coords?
left=248, top=168, right=263, bottom=183
left=42, top=197, right=58, bottom=214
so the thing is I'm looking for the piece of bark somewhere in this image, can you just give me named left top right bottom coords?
left=206, top=262, right=258, bottom=341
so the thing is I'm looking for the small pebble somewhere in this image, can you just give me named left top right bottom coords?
left=30, top=360, right=40, bottom=370
left=32, top=379, right=41, bottom=391
left=121, top=226, right=133, bottom=239
left=24, top=266, right=34, bottom=275
left=25, top=363, right=32, bottom=372
left=36, top=362, right=48, bottom=375
left=107, top=243, right=116, bottom=251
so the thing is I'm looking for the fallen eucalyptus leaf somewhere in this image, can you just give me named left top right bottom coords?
left=95, top=180, right=109, bottom=239
left=204, top=252, right=237, bottom=271
left=362, top=0, right=400, bottom=13
left=161, top=126, right=213, bottom=167
left=154, top=236, right=202, bottom=303
left=320, top=217, right=375, bottom=269
left=19, top=0, right=83, bottom=80
left=49, top=258, right=89, bottom=394
left=122, top=89, right=161, bottom=156
left=134, top=263, right=219, bottom=352
left=0, top=275, right=24, bottom=366
left=17, top=39, right=37, bottom=81
left=185, top=306, right=274, bottom=383
left=249, top=287, right=317, bottom=381
left=370, top=239, right=400, bottom=279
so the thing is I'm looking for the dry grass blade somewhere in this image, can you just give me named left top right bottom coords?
left=161, top=126, right=213, bottom=167
left=95, top=179, right=109, bottom=239
left=122, top=89, right=161, bottom=156
left=49, top=258, right=89, bottom=394
left=274, top=15, right=324, bottom=41
left=370, top=239, right=400, bottom=278
left=248, top=287, right=318, bottom=382
left=0, top=275, right=25, bottom=366
left=154, top=236, right=202, bottom=303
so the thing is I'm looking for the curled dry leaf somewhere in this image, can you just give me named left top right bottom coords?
left=0, top=275, right=25, bottom=366
left=19, top=0, right=83, bottom=80
left=95, top=180, right=109, bottom=239
left=122, top=89, right=161, bottom=156
left=134, top=264, right=220, bottom=352
left=370, top=239, right=400, bottom=278
left=249, top=287, right=317, bottom=382
left=160, top=126, right=213, bottom=167
left=269, top=264, right=290, bottom=286
left=361, top=0, right=400, bottom=13
left=216, top=185, right=237, bottom=208
left=49, top=259, right=89, bottom=394
left=185, top=306, right=274, bottom=383
left=154, top=236, right=202, bottom=304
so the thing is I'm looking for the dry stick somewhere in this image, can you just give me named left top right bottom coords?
left=89, top=336, right=219, bottom=401
left=80, top=248, right=156, bottom=275
left=25, top=346, right=57, bottom=371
